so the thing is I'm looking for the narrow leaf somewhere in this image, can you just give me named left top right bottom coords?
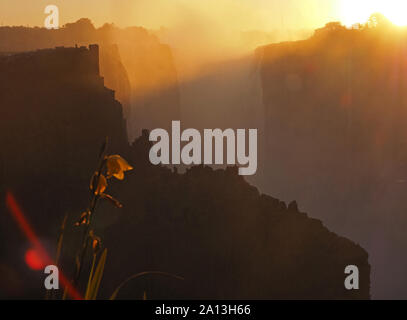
left=87, top=248, right=107, bottom=300
left=84, top=253, right=97, bottom=300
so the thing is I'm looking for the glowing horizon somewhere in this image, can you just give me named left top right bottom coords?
left=340, top=0, right=407, bottom=27
left=1, top=1, right=405, bottom=32
left=0, top=0, right=405, bottom=59
left=0, top=0, right=341, bottom=31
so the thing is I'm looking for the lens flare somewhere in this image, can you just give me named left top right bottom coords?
left=6, top=191, right=82, bottom=300
left=25, top=248, right=46, bottom=271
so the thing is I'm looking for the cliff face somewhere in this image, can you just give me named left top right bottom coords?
left=99, top=44, right=132, bottom=120
left=0, top=45, right=128, bottom=248
left=0, top=46, right=370, bottom=299
left=118, top=39, right=180, bottom=142
left=0, top=19, right=181, bottom=142
left=100, top=132, right=370, bottom=300
left=258, top=24, right=407, bottom=298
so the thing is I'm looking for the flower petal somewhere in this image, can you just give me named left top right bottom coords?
left=113, top=171, right=124, bottom=180
left=106, top=155, right=133, bottom=180
left=95, top=174, right=107, bottom=195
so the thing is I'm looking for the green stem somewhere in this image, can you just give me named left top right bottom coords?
left=72, top=156, right=106, bottom=291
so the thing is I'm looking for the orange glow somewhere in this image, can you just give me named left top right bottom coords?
left=5, top=191, right=82, bottom=300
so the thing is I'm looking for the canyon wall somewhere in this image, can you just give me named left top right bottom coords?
left=0, top=45, right=370, bottom=299
left=257, top=23, right=407, bottom=298
left=0, top=19, right=180, bottom=142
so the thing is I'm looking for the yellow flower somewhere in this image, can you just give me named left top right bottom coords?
left=90, top=172, right=107, bottom=195
left=106, top=155, right=133, bottom=180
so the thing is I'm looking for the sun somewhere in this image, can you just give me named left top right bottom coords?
left=340, top=0, right=407, bottom=27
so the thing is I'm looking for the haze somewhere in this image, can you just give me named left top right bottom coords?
left=0, top=0, right=339, bottom=29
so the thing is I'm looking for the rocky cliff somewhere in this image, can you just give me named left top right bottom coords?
left=257, top=22, right=407, bottom=298
left=0, top=45, right=370, bottom=299
left=0, top=19, right=181, bottom=142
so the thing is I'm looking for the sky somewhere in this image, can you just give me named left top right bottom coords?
left=0, top=0, right=353, bottom=30
left=2, top=1, right=407, bottom=35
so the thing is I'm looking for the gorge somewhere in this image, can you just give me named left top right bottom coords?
left=0, top=35, right=371, bottom=299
